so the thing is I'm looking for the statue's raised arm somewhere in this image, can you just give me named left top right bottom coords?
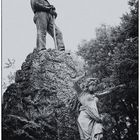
left=72, top=72, right=86, bottom=94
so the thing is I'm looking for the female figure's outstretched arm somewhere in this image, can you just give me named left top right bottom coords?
left=95, top=84, right=126, bottom=99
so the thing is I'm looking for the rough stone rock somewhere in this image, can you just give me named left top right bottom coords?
left=2, top=49, right=80, bottom=140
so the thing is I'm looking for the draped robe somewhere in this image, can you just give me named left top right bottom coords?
left=77, top=92, right=103, bottom=140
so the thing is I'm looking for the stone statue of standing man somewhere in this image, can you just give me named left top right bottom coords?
left=30, top=0, right=65, bottom=51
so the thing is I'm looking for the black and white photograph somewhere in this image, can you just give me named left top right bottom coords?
left=2, top=0, right=138, bottom=140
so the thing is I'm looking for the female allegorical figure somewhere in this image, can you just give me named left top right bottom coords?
left=72, top=73, right=124, bottom=140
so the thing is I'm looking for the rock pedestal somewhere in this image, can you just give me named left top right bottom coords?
left=2, top=49, right=80, bottom=140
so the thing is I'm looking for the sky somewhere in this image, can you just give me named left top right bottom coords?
left=2, top=0, right=129, bottom=78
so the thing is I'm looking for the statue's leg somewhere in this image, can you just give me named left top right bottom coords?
left=47, top=17, right=65, bottom=51
left=35, top=12, right=49, bottom=51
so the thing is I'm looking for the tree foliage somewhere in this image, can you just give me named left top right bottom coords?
left=2, top=59, right=16, bottom=93
left=77, top=0, right=138, bottom=139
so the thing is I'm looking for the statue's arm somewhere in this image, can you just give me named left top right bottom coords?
left=91, top=113, right=102, bottom=123
left=72, top=73, right=86, bottom=94
left=31, top=0, right=52, bottom=12
left=72, top=72, right=86, bottom=83
left=85, top=104, right=102, bottom=123
left=95, top=90, right=111, bottom=99
left=73, top=80, right=82, bottom=94
left=95, top=84, right=126, bottom=99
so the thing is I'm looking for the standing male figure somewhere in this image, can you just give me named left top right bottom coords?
left=30, top=0, right=65, bottom=51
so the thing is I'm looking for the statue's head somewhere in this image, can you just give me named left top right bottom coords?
left=84, top=77, right=99, bottom=93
